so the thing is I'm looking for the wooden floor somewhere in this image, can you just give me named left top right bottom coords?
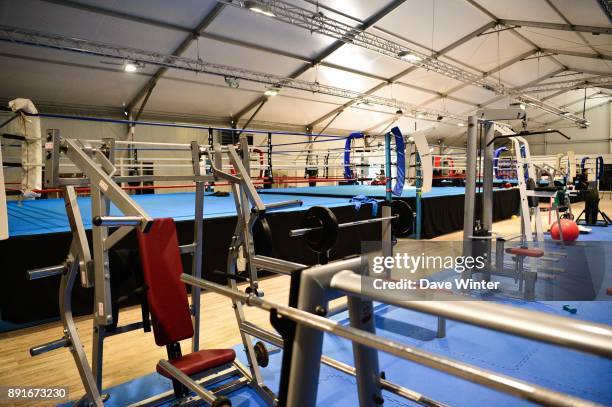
left=1, top=199, right=609, bottom=406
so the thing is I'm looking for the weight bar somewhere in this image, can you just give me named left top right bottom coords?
left=289, top=215, right=398, bottom=237
left=27, top=264, right=66, bottom=280
left=290, top=201, right=414, bottom=253
left=92, top=216, right=144, bottom=227
left=30, top=337, right=70, bottom=356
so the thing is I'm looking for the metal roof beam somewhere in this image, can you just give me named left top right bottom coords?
left=39, top=0, right=190, bottom=32
left=598, top=0, right=612, bottom=23
left=498, top=18, right=612, bottom=35
left=541, top=88, right=575, bottom=102
left=125, top=4, right=225, bottom=112
left=543, top=0, right=607, bottom=59
left=540, top=48, right=612, bottom=61
left=463, top=0, right=568, bottom=71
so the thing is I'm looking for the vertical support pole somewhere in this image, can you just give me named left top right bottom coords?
left=513, top=138, right=534, bottom=243
left=385, top=132, right=392, bottom=202
left=287, top=277, right=328, bottom=407
left=463, top=115, right=478, bottom=262
left=266, top=132, right=273, bottom=188
left=62, top=258, right=104, bottom=407
left=0, top=137, right=7, bottom=240
left=415, top=151, right=422, bottom=240
left=190, top=141, right=204, bottom=353
left=482, top=123, right=494, bottom=233
left=206, top=128, right=214, bottom=192
left=207, top=127, right=213, bottom=148
left=238, top=137, right=259, bottom=292
left=347, top=297, right=382, bottom=406
left=44, top=129, right=61, bottom=188
left=381, top=204, right=392, bottom=277
left=91, top=184, right=110, bottom=393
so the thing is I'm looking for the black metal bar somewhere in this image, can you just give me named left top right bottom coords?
left=486, top=130, right=570, bottom=146
left=0, top=113, right=20, bottom=129
left=2, top=132, right=25, bottom=141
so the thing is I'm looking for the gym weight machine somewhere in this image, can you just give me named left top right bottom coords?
left=462, top=109, right=570, bottom=300
left=26, top=131, right=296, bottom=406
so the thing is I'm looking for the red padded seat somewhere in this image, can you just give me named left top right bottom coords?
left=505, top=247, right=544, bottom=258
left=137, top=218, right=236, bottom=380
left=156, top=349, right=236, bottom=378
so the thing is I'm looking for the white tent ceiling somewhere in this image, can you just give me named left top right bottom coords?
left=0, top=0, right=610, bottom=140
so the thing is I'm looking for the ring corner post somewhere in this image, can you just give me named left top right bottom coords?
left=415, top=150, right=422, bottom=240
left=0, top=137, right=8, bottom=240
left=190, top=140, right=204, bottom=352
left=384, top=132, right=392, bottom=203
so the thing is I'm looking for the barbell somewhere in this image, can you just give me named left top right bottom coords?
left=290, top=201, right=414, bottom=253
left=251, top=200, right=413, bottom=256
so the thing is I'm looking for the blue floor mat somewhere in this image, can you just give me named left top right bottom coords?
left=73, top=300, right=612, bottom=407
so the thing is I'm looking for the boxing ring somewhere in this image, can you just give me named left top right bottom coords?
left=0, top=192, right=384, bottom=326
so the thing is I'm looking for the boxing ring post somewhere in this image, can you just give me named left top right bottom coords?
left=0, top=138, right=7, bottom=240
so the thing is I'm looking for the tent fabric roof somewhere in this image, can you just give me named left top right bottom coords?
left=0, top=0, right=610, bottom=138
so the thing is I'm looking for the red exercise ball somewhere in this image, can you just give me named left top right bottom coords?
left=504, top=182, right=512, bottom=189
left=550, top=219, right=580, bottom=242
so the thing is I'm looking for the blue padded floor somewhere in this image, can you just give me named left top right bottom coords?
left=77, top=300, right=612, bottom=407
left=77, top=225, right=612, bottom=406
left=6, top=192, right=358, bottom=237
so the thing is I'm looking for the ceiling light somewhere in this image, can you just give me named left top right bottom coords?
left=123, top=61, right=142, bottom=72
left=264, top=88, right=279, bottom=97
left=415, top=113, right=424, bottom=119
left=546, top=128, right=553, bottom=131
left=398, top=50, right=422, bottom=62
left=244, top=1, right=276, bottom=17
left=584, top=121, right=591, bottom=125
left=457, top=123, right=465, bottom=127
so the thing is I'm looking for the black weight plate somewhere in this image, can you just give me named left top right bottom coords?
left=389, top=200, right=414, bottom=236
left=254, top=341, right=269, bottom=367
left=526, top=178, right=539, bottom=208
left=252, top=217, right=274, bottom=257
left=303, top=206, right=338, bottom=253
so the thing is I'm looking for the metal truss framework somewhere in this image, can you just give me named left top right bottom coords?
left=0, top=24, right=466, bottom=121
left=216, top=0, right=593, bottom=126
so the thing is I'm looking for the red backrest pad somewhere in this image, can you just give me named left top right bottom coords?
left=137, top=218, right=194, bottom=346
